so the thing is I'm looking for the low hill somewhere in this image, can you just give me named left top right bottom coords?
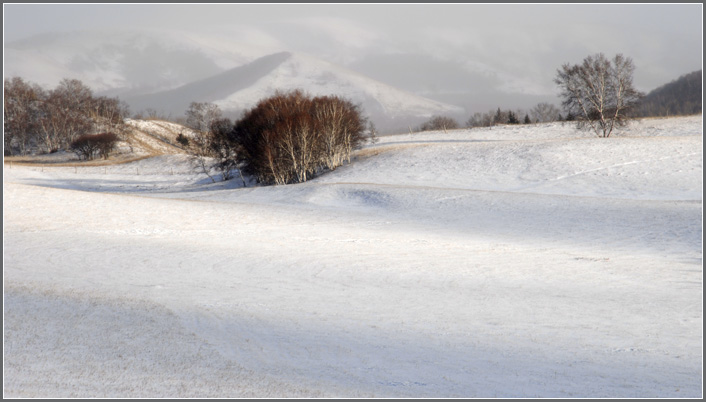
left=3, top=118, right=193, bottom=166
left=635, top=70, right=702, bottom=117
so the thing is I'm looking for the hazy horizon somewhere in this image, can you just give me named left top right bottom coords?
left=3, top=3, right=702, bottom=119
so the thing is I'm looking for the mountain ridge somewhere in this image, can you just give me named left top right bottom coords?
left=121, top=50, right=466, bottom=130
left=122, top=51, right=293, bottom=116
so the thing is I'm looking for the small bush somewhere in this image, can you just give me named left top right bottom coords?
left=418, top=115, right=459, bottom=132
left=70, top=133, right=119, bottom=160
left=176, top=132, right=190, bottom=147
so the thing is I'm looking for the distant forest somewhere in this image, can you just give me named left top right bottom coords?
left=634, top=70, right=702, bottom=117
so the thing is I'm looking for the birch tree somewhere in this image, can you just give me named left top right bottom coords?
left=230, top=90, right=368, bottom=185
left=555, top=53, right=643, bottom=137
left=3, top=77, right=43, bottom=155
left=530, top=102, right=562, bottom=123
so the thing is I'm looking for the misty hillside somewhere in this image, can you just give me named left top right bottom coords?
left=123, top=52, right=292, bottom=117
left=635, top=70, right=702, bottom=117
left=122, top=51, right=465, bottom=130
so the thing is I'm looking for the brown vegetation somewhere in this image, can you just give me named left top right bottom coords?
left=70, top=132, right=120, bottom=161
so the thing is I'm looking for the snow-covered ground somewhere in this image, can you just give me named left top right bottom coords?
left=3, top=115, right=703, bottom=397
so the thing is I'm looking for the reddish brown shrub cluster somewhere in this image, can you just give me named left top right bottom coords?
left=229, top=90, right=368, bottom=185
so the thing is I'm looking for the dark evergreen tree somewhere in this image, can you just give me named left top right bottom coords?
left=494, top=107, right=503, bottom=125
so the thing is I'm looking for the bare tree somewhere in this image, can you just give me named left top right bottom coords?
left=185, top=102, right=222, bottom=133
left=312, top=94, right=366, bottom=168
left=4, top=77, right=43, bottom=155
left=4, top=76, right=133, bottom=156
left=367, top=121, right=379, bottom=145
left=418, top=115, right=459, bottom=132
left=89, top=96, right=130, bottom=137
left=144, top=108, right=160, bottom=120
left=185, top=126, right=217, bottom=183
left=208, top=117, right=244, bottom=184
left=182, top=102, right=225, bottom=182
left=530, top=102, right=561, bottom=123
left=466, top=111, right=496, bottom=128
left=35, top=79, right=95, bottom=153
left=477, top=111, right=492, bottom=128
left=465, top=112, right=482, bottom=128
left=555, top=53, right=644, bottom=137
left=53, top=79, right=95, bottom=146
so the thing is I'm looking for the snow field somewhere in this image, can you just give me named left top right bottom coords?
left=3, top=115, right=703, bottom=397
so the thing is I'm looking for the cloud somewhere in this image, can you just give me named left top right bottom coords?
left=287, top=17, right=381, bottom=50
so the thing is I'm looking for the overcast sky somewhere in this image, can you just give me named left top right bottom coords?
left=3, top=3, right=703, bottom=98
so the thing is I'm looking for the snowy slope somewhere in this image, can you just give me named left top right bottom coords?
left=124, top=118, right=194, bottom=156
left=3, top=115, right=703, bottom=398
left=122, top=52, right=293, bottom=116
left=213, top=52, right=464, bottom=120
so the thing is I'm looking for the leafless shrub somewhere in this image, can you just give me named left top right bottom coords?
left=70, top=133, right=119, bottom=160
left=530, top=102, right=562, bottom=123
left=418, top=115, right=459, bottom=132
left=229, top=90, right=368, bottom=185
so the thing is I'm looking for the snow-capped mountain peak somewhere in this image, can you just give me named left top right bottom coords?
left=214, top=51, right=465, bottom=120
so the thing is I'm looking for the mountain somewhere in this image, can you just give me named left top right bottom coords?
left=122, top=51, right=466, bottom=131
left=122, top=52, right=292, bottom=116
left=635, top=70, right=702, bottom=117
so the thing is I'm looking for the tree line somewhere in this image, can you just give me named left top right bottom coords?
left=4, top=77, right=130, bottom=156
left=417, top=102, right=568, bottom=133
left=424, top=53, right=659, bottom=139
left=465, top=102, right=569, bottom=128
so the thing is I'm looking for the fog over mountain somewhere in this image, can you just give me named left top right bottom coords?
left=3, top=4, right=702, bottom=129
left=3, top=28, right=470, bottom=130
